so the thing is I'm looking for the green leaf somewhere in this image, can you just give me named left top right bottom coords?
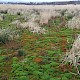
left=50, top=61, right=59, bottom=67
left=47, top=50, right=55, bottom=55
left=63, top=73, right=73, bottom=79
left=0, top=49, right=2, bottom=54
left=50, top=78, right=60, bottom=80
left=41, top=73, right=50, bottom=80
left=19, top=76, right=29, bottom=80
left=61, top=76, right=69, bottom=80
left=33, top=71, right=43, bottom=75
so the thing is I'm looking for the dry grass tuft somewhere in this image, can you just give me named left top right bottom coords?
left=63, top=35, right=80, bottom=74
left=66, top=14, right=80, bottom=29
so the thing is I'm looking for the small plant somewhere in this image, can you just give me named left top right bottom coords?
left=12, top=57, right=18, bottom=62
left=67, top=15, right=73, bottom=20
left=0, top=55, right=7, bottom=62
left=0, top=48, right=3, bottom=54
left=61, top=76, right=68, bottom=80
left=47, top=50, right=55, bottom=55
left=0, top=27, right=21, bottom=44
left=17, top=12, right=21, bottom=15
left=0, top=10, right=8, bottom=14
left=60, top=9, right=67, bottom=16
left=3, top=56, right=11, bottom=61
left=18, top=49, right=26, bottom=57
left=19, top=76, right=29, bottom=80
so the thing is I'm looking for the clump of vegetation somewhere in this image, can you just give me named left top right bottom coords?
left=18, top=49, right=26, bottom=57
left=63, top=35, right=80, bottom=74
left=17, top=12, right=21, bottom=15
left=0, top=10, right=8, bottom=14
left=0, top=27, right=21, bottom=44
left=66, top=15, right=80, bottom=29
left=60, top=9, right=67, bottom=16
